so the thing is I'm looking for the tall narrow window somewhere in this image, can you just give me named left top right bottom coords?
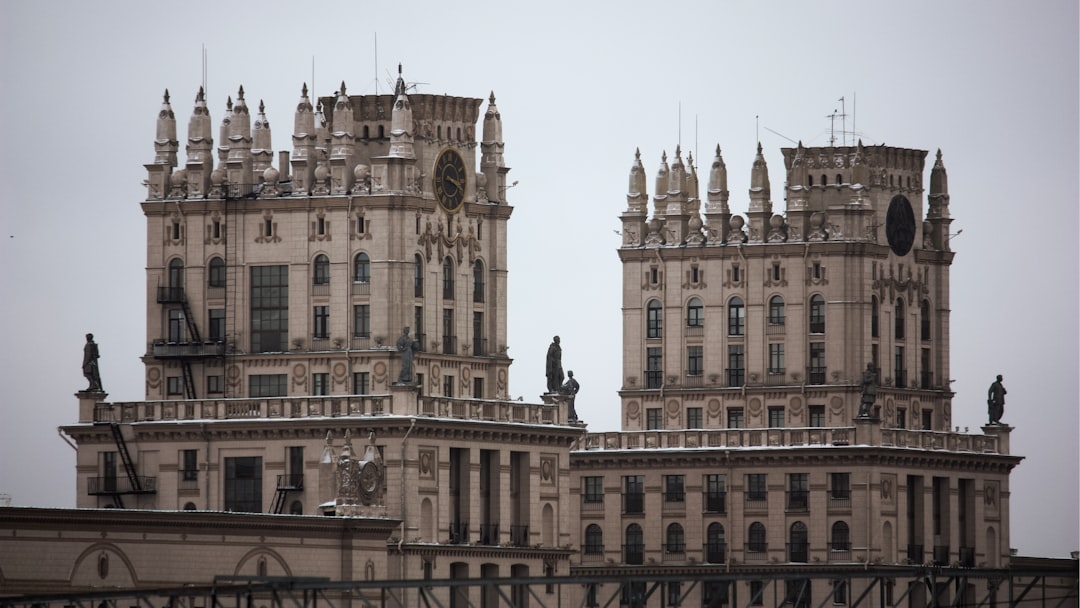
left=768, top=295, right=785, bottom=325
left=728, top=297, right=745, bottom=336
left=353, top=372, right=370, bottom=395
left=312, top=372, right=329, bottom=395
left=442, top=257, right=455, bottom=300
left=769, top=343, right=785, bottom=376
left=167, top=258, right=185, bottom=296
left=895, top=298, right=906, bottom=340
left=809, top=294, right=826, bottom=333
left=646, top=347, right=662, bottom=388
left=727, top=345, right=744, bottom=387
left=208, top=308, right=225, bottom=341
left=646, top=299, right=662, bottom=338
left=473, top=311, right=485, bottom=356
left=686, top=297, right=703, bottom=328
left=414, top=255, right=424, bottom=298
left=473, top=260, right=485, bottom=303
left=809, top=342, right=826, bottom=384
left=894, top=346, right=905, bottom=388
left=789, top=522, right=809, bottom=562
left=442, top=308, right=455, bottom=355
left=224, top=456, right=263, bottom=513
left=168, top=309, right=185, bottom=343
left=921, top=348, right=932, bottom=389
left=251, top=265, right=288, bottom=353
left=208, top=256, right=225, bottom=288
left=706, top=523, right=726, bottom=563
left=665, top=523, right=685, bottom=553
left=687, top=346, right=703, bottom=377
left=313, top=254, right=329, bottom=285
left=624, top=524, right=644, bottom=564
left=313, top=306, right=329, bottom=339
left=921, top=299, right=931, bottom=341
left=871, top=296, right=880, bottom=338
left=414, top=306, right=425, bottom=350
left=353, top=305, right=370, bottom=338
left=354, top=252, right=370, bottom=283
left=748, top=522, right=767, bottom=552
left=623, top=477, right=644, bottom=514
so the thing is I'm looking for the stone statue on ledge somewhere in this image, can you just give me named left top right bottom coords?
left=560, top=370, right=580, bottom=422
left=395, top=327, right=418, bottom=385
left=546, top=335, right=563, bottom=393
left=857, top=362, right=877, bottom=418
left=987, top=374, right=1006, bottom=425
left=82, top=333, right=103, bottom=392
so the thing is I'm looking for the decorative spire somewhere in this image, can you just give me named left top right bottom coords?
left=654, top=150, right=670, bottom=199
left=388, top=65, right=415, bottom=159
left=929, top=148, right=948, bottom=198
left=252, top=99, right=273, bottom=175
left=628, top=148, right=647, bottom=198
left=154, top=88, right=178, bottom=167
left=750, top=142, right=770, bottom=196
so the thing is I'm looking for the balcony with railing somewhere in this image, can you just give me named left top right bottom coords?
left=829, top=541, right=852, bottom=562
left=765, top=370, right=787, bottom=386
left=744, top=493, right=768, bottom=512
left=479, top=523, right=499, bottom=545
left=786, top=490, right=809, bottom=513
left=581, top=496, right=604, bottom=513
left=705, top=541, right=727, bottom=564
left=662, top=543, right=686, bottom=562
left=807, top=366, right=827, bottom=385
left=178, top=469, right=199, bottom=491
left=703, top=491, right=726, bottom=514
left=442, top=336, right=457, bottom=355
left=510, top=524, right=529, bottom=547
left=151, top=340, right=225, bottom=359
left=351, top=281, right=370, bottom=296
left=726, top=368, right=745, bottom=387
left=894, top=369, right=907, bottom=388
left=88, top=476, right=158, bottom=495
left=276, top=474, right=304, bottom=490
left=766, top=321, right=785, bottom=335
left=828, top=492, right=851, bottom=512
left=645, top=370, right=663, bottom=389
left=623, top=543, right=644, bottom=565
left=571, top=425, right=1006, bottom=455
left=581, top=543, right=605, bottom=563
left=449, top=521, right=469, bottom=544
left=156, top=286, right=185, bottom=303
left=472, top=338, right=488, bottom=356
left=787, top=542, right=809, bottom=563
left=743, top=543, right=768, bottom=562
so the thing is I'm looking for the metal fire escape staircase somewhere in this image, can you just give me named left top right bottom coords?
left=155, top=286, right=213, bottom=400
left=108, top=423, right=143, bottom=508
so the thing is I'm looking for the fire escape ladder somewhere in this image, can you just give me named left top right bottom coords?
left=270, top=488, right=288, bottom=514
left=181, top=360, right=197, bottom=399
left=180, top=297, right=202, bottom=343
left=110, top=423, right=143, bottom=494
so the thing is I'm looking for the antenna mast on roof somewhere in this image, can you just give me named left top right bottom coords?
left=202, top=44, right=207, bottom=97
left=374, top=33, right=378, bottom=95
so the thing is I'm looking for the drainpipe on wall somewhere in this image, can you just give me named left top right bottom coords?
left=398, top=418, right=417, bottom=601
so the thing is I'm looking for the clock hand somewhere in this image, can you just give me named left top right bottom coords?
left=447, top=176, right=464, bottom=189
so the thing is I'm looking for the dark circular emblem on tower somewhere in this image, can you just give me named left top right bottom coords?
left=885, top=195, right=916, bottom=256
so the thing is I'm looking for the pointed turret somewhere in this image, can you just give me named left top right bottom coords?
left=704, top=145, right=731, bottom=242
left=747, top=142, right=773, bottom=242
left=291, top=83, right=317, bottom=194
left=184, top=87, right=214, bottom=197
left=388, top=65, right=416, bottom=159
left=926, top=149, right=953, bottom=251
left=626, top=148, right=648, bottom=213
left=652, top=150, right=670, bottom=217
left=329, top=81, right=356, bottom=194
left=217, top=96, right=233, bottom=166
left=251, top=99, right=274, bottom=177
left=663, top=146, right=689, bottom=244
left=481, top=91, right=509, bottom=201
left=153, top=89, right=178, bottom=167
left=225, top=86, right=254, bottom=196
left=686, top=151, right=701, bottom=215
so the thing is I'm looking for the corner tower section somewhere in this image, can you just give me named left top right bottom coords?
left=617, top=142, right=954, bottom=434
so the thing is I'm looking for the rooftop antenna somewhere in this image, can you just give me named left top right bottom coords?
left=839, top=96, right=846, bottom=146
left=694, top=114, right=699, bottom=171
left=678, top=101, right=682, bottom=148
left=201, top=44, right=207, bottom=97
left=762, top=125, right=798, bottom=145
left=311, top=56, right=315, bottom=100
left=756, top=115, right=759, bottom=142
left=374, top=33, right=378, bottom=95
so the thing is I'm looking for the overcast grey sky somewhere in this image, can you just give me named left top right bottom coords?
left=0, top=0, right=1076, bottom=557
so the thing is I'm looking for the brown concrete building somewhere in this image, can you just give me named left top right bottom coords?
left=1, top=70, right=1073, bottom=607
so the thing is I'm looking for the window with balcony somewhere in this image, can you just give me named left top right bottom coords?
left=646, top=347, right=663, bottom=388
left=646, top=299, right=663, bottom=339
left=168, top=309, right=185, bottom=343
left=728, top=296, right=745, bottom=336
left=624, top=523, right=644, bottom=564
left=686, top=297, right=703, bottom=328
left=808, top=342, right=826, bottom=384
left=313, top=254, right=329, bottom=286
left=894, top=346, right=906, bottom=388
left=623, top=475, right=644, bottom=514
left=768, top=342, right=785, bottom=377
left=705, top=474, right=726, bottom=513
left=747, top=473, right=767, bottom=502
left=830, top=473, right=851, bottom=500
left=208, top=256, right=225, bottom=288
left=747, top=521, right=767, bottom=553
left=168, top=258, right=185, bottom=292
left=583, top=476, right=603, bottom=504
left=313, top=306, right=329, bottom=340
left=353, top=305, right=370, bottom=338
left=664, top=523, right=685, bottom=554
left=180, top=449, right=198, bottom=486
left=354, top=252, right=370, bottom=283
left=209, top=308, right=225, bottom=342
left=706, top=522, right=726, bottom=563
left=788, top=473, right=809, bottom=512
left=584, top=524, right=604, bottom=556
left=442, top=308, right=456, bottom=355
left=768, top=295, right=785, bottom=326
left=831, top=521, right=851, bottom=552
left=789, top=521, right=809, bottom=562
left=664, top=475, right=685, bottom=502
left=809, top=294, right=825, bottom=333
left=921, top=299, right=932, bottom=341
left=473, top=311, right=486, bottom=356
left=921, top=348, right=932, bottom=389
left=687, top=346, right=703, bottom=377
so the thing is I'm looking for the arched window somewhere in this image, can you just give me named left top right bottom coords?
left=871, top=296, right=880, bottom=338
left=414, top=254, right=424, bottom=298
left=686, top=297, right=704, bottom=328
left=313, top=254, right=330, bottom=285
left=836, top=173, right=843, bottom=185
left=809, top=294, right=825, bottom=333
left=728, top=296, right=745, bottom=336
left=665, top=523, right=685, bottom=553
left=821, top=174, right=827, bottom=186
left=895, top=297, right=905, bottom=340
left=625, top=523, right=644, bottom=565
left=768, top=295, right=785, bottom=325
left=646, top=300, right=662, bottom=339
left=208, top=257, right=225, bottom=288
left=442, top=257, right=455, bottom=300
left=354, top=253, right=370, bottom=283
left=831, top=521, right=850, bottom=551
left=808, top=175, right=814, bottom=187
left=748, top=522, right=767, bottom=552
left=289, top=500, right=303, bottom=515
left=920, top=299, right=931, bottom=341
left=584, top=524, right=604, bottom=555
left=790, top=522, right=808, bottom=562
left=473, top=260, right=485, bottom=303
left=706, top=523, right=726, bottom=563
left=183, top=502, right=197, bottom=511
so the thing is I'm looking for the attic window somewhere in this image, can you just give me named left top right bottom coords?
left=732, top=264, right=741, bottom=283
left=650, top=267, right=659, bottom=285
left=264, top=219, right=273, bottom=238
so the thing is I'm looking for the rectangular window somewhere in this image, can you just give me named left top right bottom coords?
left=443, top=374, right=454, bottom=398
left=830, top=473, right=851, bottom=500
left=353, top=305, right=370, bottom=338
left=921, top=348, right=932, bottom=389
left=224, top=456, right=262, bottom=513
left=313, top=305, right=329, bottom=339
left=768, top=406, right=785, bottom=428
left=832, top=580, right=848, bottom=605
left=212, top=219, right=222, bottom=240
left=442, top=308, right=455, bottom=355
left=687, top=345, right=703, bottom=376
left=168, top=309, right=185, bottom=343
left=813, top=262, right=822, bottom=279
left=896, top=407, right=906, bottom=429
left=788, top=473, right=809, bottom=511
left=646, top=347, right=663, bottom=388
left=623, top=475, right=644, bottom=513
left=809, top=405, right=825, bottom=427
left=728, top=301, right=745, bottom=336
left=647, top=303, right=663, bottom=338
left=749, top=581, right=765, bottom=606
left=747, top=473, right=767, bottom=501
left=312, top=372, right=329, bottom=396
left=181, top=449, right=198, bottom=481
left=727, top=345, right=745, bottom=387
left=209, top=308, right=225, bottom=342
left=667, top=582, right=681, bottom=608
left=732, top=264, right=741, bottom=283
left=288, top=446, right=304, bottom=479
left=207, top=375, right=224, bottom=395
left=472, top=377, right=484, bottom=399
left=809, top=342, right=826, bottom=384
left=251, top=265, right=288, bottom=353
left=727, top=407, right=745, bottom=428
left=264, top=218, right=273, bottom=237
left=166, top=376, right=183, bottom=396
left=414, top=306, right=424, bottom=349
left=705, top=474, right=726, bottom=513
left=353, top=372, right=370, bottom=395
left=769, top=343, right=785, bottom=375
left=473, top=311, right=485, bottom=355
left=249, top=374, right=287, bottom=397
left=649, top=267, right=659, bottom=284
left=687, top=407, right=703, bottom=429
left=772, top=263, right=781, bottom=281
left=583, top=476, right=604, bottom=503
left=894, top=346, right=905, bottom=388
left=664, top=475, right=685, bottom=502
left=922, top=408, right=933, bottom=431
left=646, top=407, right=662, bottom=430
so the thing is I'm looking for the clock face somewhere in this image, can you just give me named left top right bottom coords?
left=885, top=195, right=916, bottom=256
left=433, top=148, right=467, bottom=213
